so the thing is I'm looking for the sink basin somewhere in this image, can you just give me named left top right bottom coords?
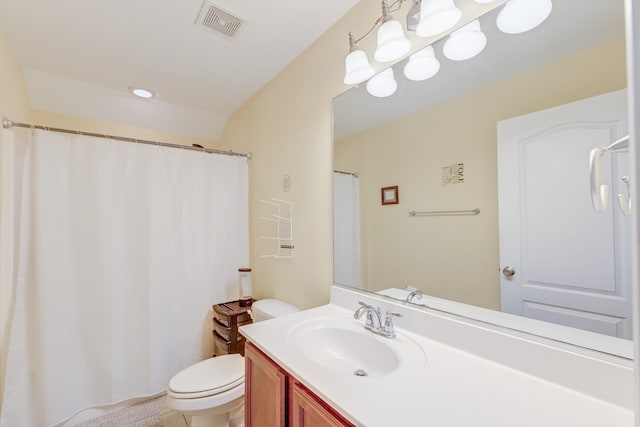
left=287, top=317, right=425, bottom=377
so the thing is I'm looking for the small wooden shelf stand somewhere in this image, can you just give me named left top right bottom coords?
left=212, top=300, right=253, bottom=356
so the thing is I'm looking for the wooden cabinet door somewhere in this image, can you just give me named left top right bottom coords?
left=245, top=343, right=287, bottom=427
left=291, top=381, right=353, bottom=427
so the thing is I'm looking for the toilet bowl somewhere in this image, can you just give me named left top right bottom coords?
left=166, top=299, right=299, bottom=427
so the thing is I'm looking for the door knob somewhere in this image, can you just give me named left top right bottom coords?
left=502, top=266, right=516, bottom=277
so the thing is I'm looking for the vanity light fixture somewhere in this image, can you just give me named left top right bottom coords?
left=344, top=33, right=376, bottom=85
left=374, top=0, right=412, bottom=62
left=415, top=0, right=463, bottom=38
left=496, top=0, right=553, bottom=34
left=442, top=20, right=487, bottom=61
left=403, top=45, right=440, bottom=81
left=344, top=0, right=553, bottom=97
left=343, top=0, right=410, bottom=85
left=128, top=86, right=155, bottom=99
left=366, top=68, right=398, bottom=97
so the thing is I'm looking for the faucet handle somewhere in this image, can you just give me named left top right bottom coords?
left=382, top=311, right=402, bottom=338
left=358, top=301, right=372, bottom=308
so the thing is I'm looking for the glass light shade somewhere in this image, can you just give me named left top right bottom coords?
left=474, top=0, right=497, bottom=3
left=403, top=45, right=441, bottom=81
left=344, top=49, right=375, bottom=85
left=496, top=0, right=552, bottom=34
left=416, top=0, right=462, bottom=38
left=366, top=68, right=397, bottom=98
left=443, top=20, right=487, bottom=61
left=374, top=19, right=412, bottom=63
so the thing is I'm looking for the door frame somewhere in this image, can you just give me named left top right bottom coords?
left=624, top=0, right=640, bottom=424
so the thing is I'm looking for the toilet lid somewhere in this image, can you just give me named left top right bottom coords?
left=168, top=354, right=244, bottom=398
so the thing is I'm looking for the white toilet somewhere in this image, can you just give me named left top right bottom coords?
left=166, top=299, right=299, bottom=427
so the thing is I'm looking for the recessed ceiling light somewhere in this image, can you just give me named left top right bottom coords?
left=128, top=86, right=155, bottom=99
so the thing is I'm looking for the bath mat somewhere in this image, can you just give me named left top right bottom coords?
left=75, top=399, right=164, bottom=427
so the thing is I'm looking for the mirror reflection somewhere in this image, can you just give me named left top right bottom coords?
left=332, top=1, right=632, bottom=343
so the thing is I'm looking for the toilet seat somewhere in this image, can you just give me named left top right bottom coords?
left=168, top=354, right=244, bottom=399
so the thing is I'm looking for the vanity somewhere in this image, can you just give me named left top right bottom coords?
left=240, top=285, right=634, bottom=426
left=244, top=341, right=354, bottom=427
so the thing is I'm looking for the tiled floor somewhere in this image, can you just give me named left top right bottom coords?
left=155, top=395, right=245, bottom=427
left=155, top=396, right=189, bottom=427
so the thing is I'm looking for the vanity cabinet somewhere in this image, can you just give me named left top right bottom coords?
left=245, top=342, right=354, bottom=427
left=245, top=342, right=288, bottom=427
left=290, top=380, right=353, bottom=427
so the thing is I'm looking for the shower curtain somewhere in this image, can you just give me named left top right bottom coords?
left=332, top=172, right=362, bottom=288
left=0, top=128, right=248, bottom=426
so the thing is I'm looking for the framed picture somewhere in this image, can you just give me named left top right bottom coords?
left=381, top=185, right=399, bottom=205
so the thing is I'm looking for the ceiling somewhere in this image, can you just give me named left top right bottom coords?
left=0, top=0, right=359, bottom=140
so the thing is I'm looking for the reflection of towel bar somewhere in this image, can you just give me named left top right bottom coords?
left=409, top=208, right=480, bottom=216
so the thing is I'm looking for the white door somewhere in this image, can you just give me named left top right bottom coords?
left=498, top=90, right=632, bottom=339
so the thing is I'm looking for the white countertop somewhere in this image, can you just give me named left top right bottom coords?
left=240, top=303, right=634, bottom=427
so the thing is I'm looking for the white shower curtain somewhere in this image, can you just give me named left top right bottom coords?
left=332, top=172, right=362, bottom=288
left=0, top=129, right=248, bottom=426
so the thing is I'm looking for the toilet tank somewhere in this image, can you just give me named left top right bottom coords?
left=252, top=299, right=299, bottom=322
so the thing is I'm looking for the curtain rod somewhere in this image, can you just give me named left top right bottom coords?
left=2, top=117, right=252, bottom=159
left=333, top=169, right=359, bottom=177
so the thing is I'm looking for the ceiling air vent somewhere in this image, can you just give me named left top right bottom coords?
left=196, top=1, right=245, bottom=40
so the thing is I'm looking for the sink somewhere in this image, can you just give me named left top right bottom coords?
left=287, top=317, right=425, bottom=377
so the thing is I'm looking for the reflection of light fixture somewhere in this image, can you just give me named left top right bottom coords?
left=416, top=0, right=462, bottom=38
left=374, top=0, right=412, bottom=63
left=405, top=0, right=421, bottom=31
left=344, top=33, right=376, bottom=85
left=366, top=68, right=398, bottom=97
left=128, top=86, right=155, bottom=99
left=496, top=0, right=553, bottom=34
left=403, top=46, right=440, bottom=81
left=443, top=20, right=487, bottom=61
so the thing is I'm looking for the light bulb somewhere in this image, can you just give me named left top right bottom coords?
left=374, top=19, right=412, bottom=63
left=496, top=0, right=553, bottom=34
left=416, top=0, right=462, bottom=38
left=443, top=20, right=487, bottom=61
left=366, top=68, right=398, bottom=98
left=128, top=86, right=155, bottom=98
left=344, top=49, right=375, bottom=85
left=403, top=46, right=441, bottom=81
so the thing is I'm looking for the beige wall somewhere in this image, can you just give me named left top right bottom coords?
left=0, top=30, right=31, bottom=125
left=0, top=26, right=32, bottom=409
left=334, top=39, right=626, bottom=310
left=219, top=1, right=377, bottom=309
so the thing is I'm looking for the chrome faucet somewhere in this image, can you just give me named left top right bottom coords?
left=354, top=301, right=402, bottom=338
left=405, top=289, right=423, bottom=303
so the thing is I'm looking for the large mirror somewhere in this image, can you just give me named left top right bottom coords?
left=332, top=0, right=632, bottom=355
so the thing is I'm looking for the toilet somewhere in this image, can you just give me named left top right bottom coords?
left=166, top=299, right=299, bottom=427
